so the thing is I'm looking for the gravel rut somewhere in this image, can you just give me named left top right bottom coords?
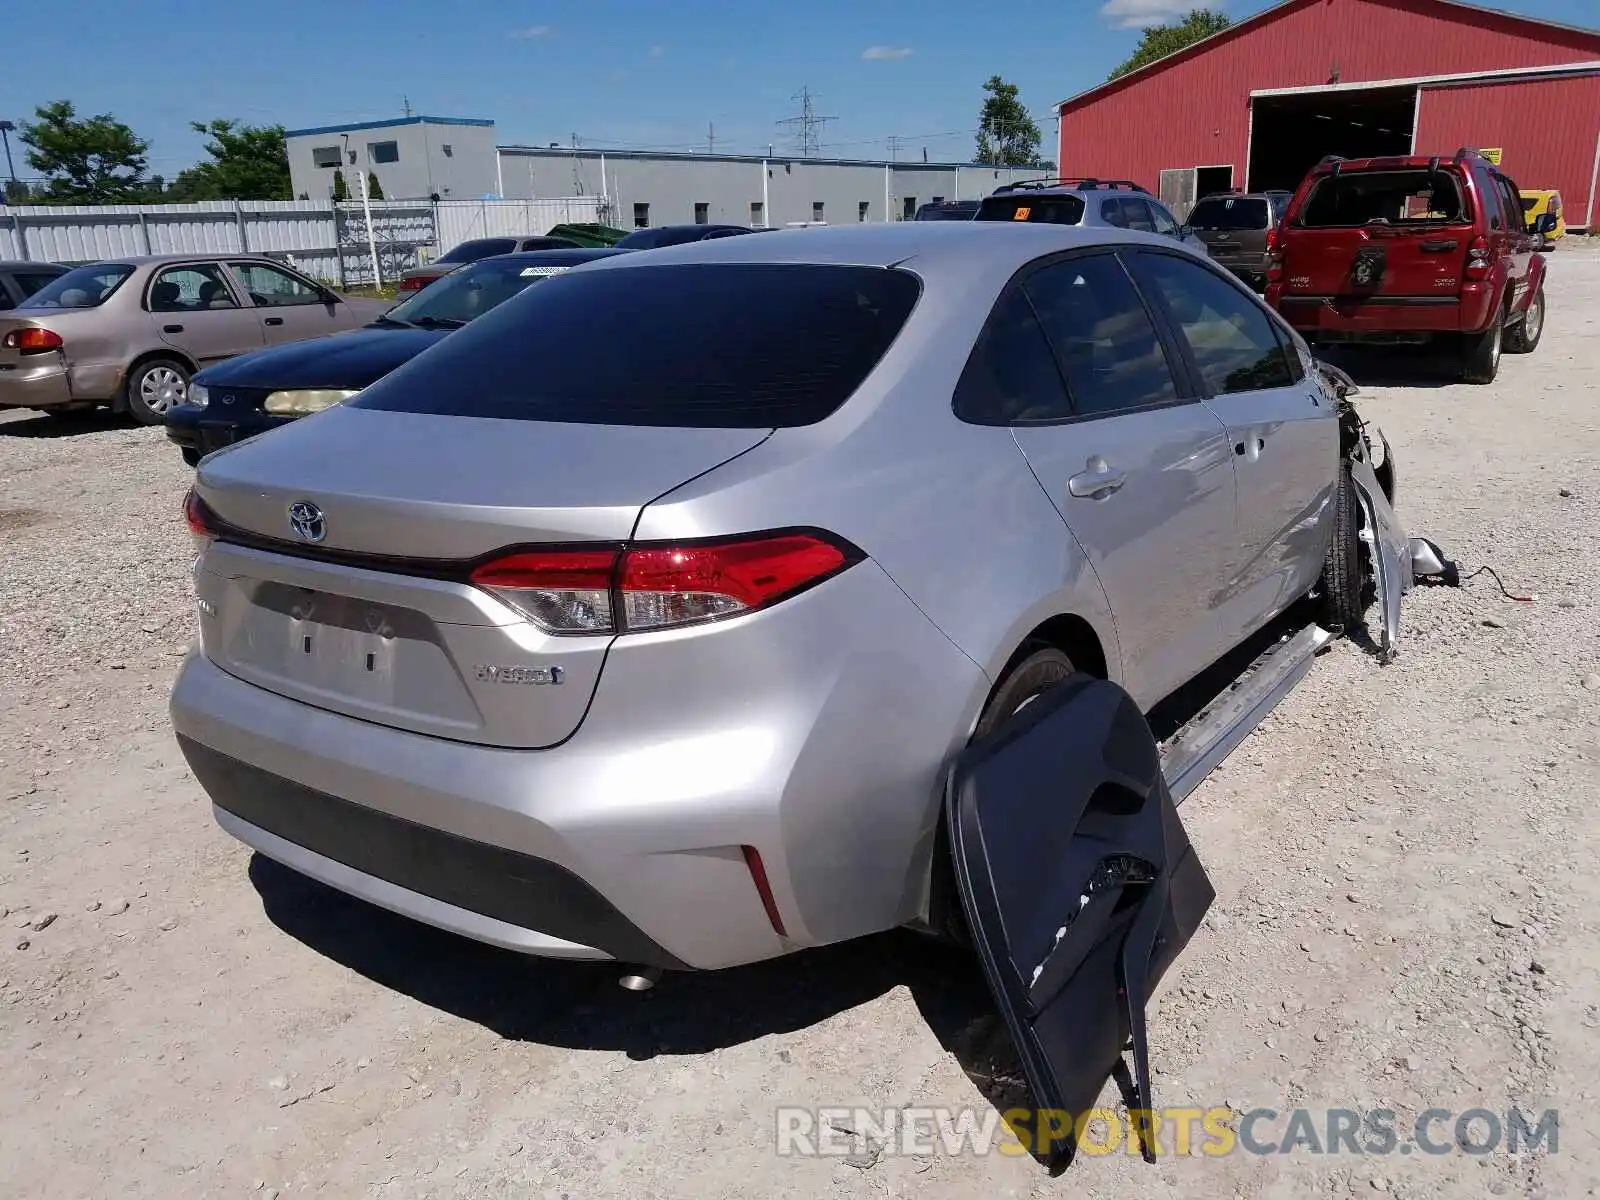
left=2, top=248, right=1598, bottom=1199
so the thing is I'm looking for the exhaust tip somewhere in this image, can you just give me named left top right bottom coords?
left=618, top=967, right=662, bottom=992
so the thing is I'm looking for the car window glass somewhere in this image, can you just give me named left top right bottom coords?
left=1148, top=203, right=1180, bottom=236
left=1024, top=254, right=1180, bottom=418
left=15, top=272, right=64, bottom=298
left=1299, top=169, right=1466, bottom=227
left=973, top=195, right=1086, bottom=224
left=228, top=262, right=325, bottom=308
left=21, top=264, right=134, bottom=309
left=1100, top=198, right=1127, bottom=228
left=1270, top=318, right=1307, bottom=383
left=1128, top=252, right=1294, bottom=395
left=1121, top=198, right=1157, bottom=233
left=1187, top=197, right=1270, bottom=231
left=353, top=263, right=921, bottom=428
left=438, top=238, right=518, bottom=263
left=1496, top=177, right=1524, bottom=231
left=385, top=257, right=564, bottom=327
left=150, top=264, right=239, bottom=312
left=953, top=288, right=1072, bottom=425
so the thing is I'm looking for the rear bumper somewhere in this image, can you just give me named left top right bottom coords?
left=1269, top=283, right=1498, bottom=339
left=0, top=360, right=73, bottom=409
left=169, top=558, right=988, bottom=969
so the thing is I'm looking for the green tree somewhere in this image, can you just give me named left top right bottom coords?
left=1107, top=7, right=1231, bottom=80
left=18, top=100, right=149, bottom=204
left=3, top=179, right=31, bottom=205
left=364, top=171, right=385, bottom=200
left=975, top=76, right=1044, bottom=168
left=165, top=119, right=291, bottom=202
left=331, top=168, right=349, bottom=202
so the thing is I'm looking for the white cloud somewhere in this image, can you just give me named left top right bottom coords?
left=861, top=45, right=914, bottom=61
left=1098, top=0, right=1206, bottom=28
left=509, top=25, right=551, bottom=39
left=648, top=44, right=667, bottom=58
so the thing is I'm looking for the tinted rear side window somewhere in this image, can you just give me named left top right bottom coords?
left=974, top=195, right=1086, bottom=225
left=438, top=238, right=519, bottom=263
left=352, top=263, right=921, bottom=428
left=1187, top=197, right=1269, bottom=230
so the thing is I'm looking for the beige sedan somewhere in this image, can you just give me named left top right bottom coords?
left=0, top=254, right=390, bottom=423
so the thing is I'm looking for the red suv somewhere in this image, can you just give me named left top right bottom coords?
left=1265, top=149, right=1554, bottom=383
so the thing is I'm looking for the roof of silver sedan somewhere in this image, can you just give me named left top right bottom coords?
left=67, top=253, right=296, bottom=269
left=576, top=221, right=1172, bottom=272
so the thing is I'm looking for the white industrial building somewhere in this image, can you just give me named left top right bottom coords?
left=285, top=114, right=1042, bottom=227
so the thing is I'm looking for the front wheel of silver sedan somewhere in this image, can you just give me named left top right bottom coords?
left=125, top=358, right=190, bottom=425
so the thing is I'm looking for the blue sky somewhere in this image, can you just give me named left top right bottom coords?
left=1, top=0, right=1593, bottom=176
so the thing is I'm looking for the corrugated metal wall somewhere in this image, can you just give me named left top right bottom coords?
left=433, top=197, right=605, bottom=250
left=0, top=196, right=602, bottom=284
left=1416, top=76, right=1600, bottom=230
left=1057, top=0, right=1600, bottom=195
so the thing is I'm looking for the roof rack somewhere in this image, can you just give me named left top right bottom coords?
left=991, top=176, right=1151, bottom=195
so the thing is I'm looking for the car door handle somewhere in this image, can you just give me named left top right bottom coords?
left=1420, top=239, right=1458, bottom=252
left=162, top=324, right=184, bottom=333
left=264, top=317, right=284, bottom=326
left=1067, top=461, right=1127, bottom=499
left=1234, top=437, right=1265, bottom=456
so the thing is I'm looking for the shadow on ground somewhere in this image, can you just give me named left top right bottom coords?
left=1316, top=345, right=1463, bottom=390
left=252, top=852, right=1002, bottom=1059
left=0, top=409, right=131, bottom=438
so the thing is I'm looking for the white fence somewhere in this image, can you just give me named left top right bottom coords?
left=0, top=196, right=606, bottom=288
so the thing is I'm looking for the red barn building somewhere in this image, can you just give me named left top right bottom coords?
left=1056, top=0, right=1600, bottom=229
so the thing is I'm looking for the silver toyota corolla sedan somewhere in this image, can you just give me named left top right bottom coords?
left=171, top=221, right=1347, bottom=972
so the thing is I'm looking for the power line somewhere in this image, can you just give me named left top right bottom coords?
left=775, top=87, right=836, bottom=158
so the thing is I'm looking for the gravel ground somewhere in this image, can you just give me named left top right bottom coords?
left=2, top=245, right=1599, bottom=1199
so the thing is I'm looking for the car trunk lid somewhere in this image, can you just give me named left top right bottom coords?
left=191, top=406, right=771, bottom=747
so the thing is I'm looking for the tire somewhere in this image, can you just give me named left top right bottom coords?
left=1505, top=284, right=1545, bottom=354
left=1459, top=313, right=1503, bottom=384
left=124, top=358, right=190, bottom=425
left=932, top=647, right=1079, bottom=945
left=1318, top=460, right=1365, bottom=632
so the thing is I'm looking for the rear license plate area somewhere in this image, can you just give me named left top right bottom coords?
left=278, top=590, right=401, bottom=700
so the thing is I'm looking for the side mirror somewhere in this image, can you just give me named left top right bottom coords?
left=1178, top=224, right=1193, bottom=239
left=1532, top=212, right=1557, bottom=235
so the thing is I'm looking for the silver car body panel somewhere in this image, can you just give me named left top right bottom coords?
left=172, top=222, right=1343, bottom=967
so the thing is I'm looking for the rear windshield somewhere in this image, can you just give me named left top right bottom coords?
left=973, top=195, right=1086, bottom=225
left=382, top=257, right=574, bottom=329
left=437, top=238, right=519, bottom=264
left=19, top=264, right=135, bottom=309
left=1187, top=196, right=1269, bottom=231
left=1297, top=170, right=1468, bottom=227
left=351, top=263, right=922, bottom=427
left=916, top=203, right=978, bottom=221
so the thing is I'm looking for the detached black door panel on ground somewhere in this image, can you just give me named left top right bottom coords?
left=946, top=675, right=1215, bottom=1169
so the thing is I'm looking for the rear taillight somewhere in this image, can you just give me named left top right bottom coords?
left=469, top=531, right=861, bottom=636
left=183, top=487, right=217, bottom=538
left=1265, top=227, right=1284, bottom=283
left=3, top=327, right=64, bottom=355
left=1465, top=234, right=1491, bottom=280
left=396, top=275, right=428, bottom=293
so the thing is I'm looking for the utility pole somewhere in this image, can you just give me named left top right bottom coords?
left=570, top=133, right=583, bottom=195
left=776, top=86, right=836, bottom=158
left=886, top=135, right=900, bottom=163
left=708, top=123, right=715, bottom=154
left=0, top=120, right=16, bottom=189
left=402, top=96, right=413, bottom=118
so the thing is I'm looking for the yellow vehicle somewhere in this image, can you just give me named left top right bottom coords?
left=1519, top=189, right=1566, bottom=250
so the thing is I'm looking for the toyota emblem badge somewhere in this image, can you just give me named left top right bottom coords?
left=287, top=501, right=327, bottom=543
